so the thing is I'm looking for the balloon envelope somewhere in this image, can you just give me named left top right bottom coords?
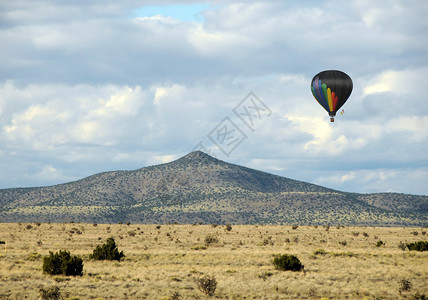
left=311, top=70, right=353, bottom=121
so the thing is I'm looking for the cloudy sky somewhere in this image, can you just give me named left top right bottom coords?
left=1, top=0, right=427, bottom=195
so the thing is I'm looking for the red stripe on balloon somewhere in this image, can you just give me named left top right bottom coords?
left=332, top=92, right=338, bottom=111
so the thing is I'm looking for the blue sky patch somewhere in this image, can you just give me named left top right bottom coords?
left=134, top=3, right=210, bottom=22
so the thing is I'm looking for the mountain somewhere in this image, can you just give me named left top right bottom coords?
left=0, top=151, right=427, bottom=226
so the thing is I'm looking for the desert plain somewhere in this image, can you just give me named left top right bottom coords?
left=0, top=223, right=427, bottom=299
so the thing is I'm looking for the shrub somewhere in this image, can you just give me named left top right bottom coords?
left=196, top=275, right=217, bottom=296
left=339, top=240, right=347, bottom=246
left=406, top=241, right=428, bottom=251
left=399, top=279, right=412, bottom=294
left=90, top=237, right=125, bottom=261
left=39, top=286, right=62, bottom=300
left=258, top=272, right=274, bottom=281
left=171, top=291, right=181, bottom=300
left=27, top=252, right=42, bottom=261
left=204, top=235, right=219, bottom=247
left=398, top=241, right=407, bottom=251
left=376, top=240, right=385, bottom=247
left=313, top=248, right=327, bottom=255
left=42, top=250, right=83, bottom=276
left=410, top=292, right=427, bottom=300
left=272, top=254, right=304, bottom=271
left=191, top=245, right=207, bottom=250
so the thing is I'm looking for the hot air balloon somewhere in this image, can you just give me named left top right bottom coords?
left=311, top=70, right=353, bottom=122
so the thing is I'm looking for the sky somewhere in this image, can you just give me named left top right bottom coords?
left=0, top=0, right=427, bottom=195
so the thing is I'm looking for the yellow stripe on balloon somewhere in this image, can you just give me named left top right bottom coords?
left=327, top=88, right=333, bottom=112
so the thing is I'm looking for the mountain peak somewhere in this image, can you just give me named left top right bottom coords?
left=177, top=151, right=219, bottom=164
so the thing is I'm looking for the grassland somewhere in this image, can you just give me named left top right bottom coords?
left=0, top=223, right=427, bottom=299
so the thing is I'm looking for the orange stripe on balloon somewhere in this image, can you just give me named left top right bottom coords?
left=327, top=88, right=333, bottom=112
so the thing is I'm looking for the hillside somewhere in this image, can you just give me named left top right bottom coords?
left=0, top=151, right=427, bottom=226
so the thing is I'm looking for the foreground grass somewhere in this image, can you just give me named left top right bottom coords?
left=0, top=223, right=427, bottom=299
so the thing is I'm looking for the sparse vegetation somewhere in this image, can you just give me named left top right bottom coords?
left=313, top=248, right=327, bottom=255
left=410, top=292, right=427, bottom=300
left=39, top=286, right=62, bottom=300
left=191, top=245, right=207, bottom=250
left=398, top=241, right=407, bottom=250
left=196, top=275, right=217, bottom=296
left=0, top=223, right=427, bottom=299
left=399, top=279, right=412, bottom=294
left=42, top=250, right=83, bottom=276
left=272, top=254, right=304, bottom=271
left=204, top=235, right=219, bottom=247
left=258, top=272, right=274, bottom=281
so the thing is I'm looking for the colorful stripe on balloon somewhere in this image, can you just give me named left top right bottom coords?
left=311, top=77, right=338, bottom=112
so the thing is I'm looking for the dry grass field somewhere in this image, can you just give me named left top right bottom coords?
left=0, top=223, right=427, bottom=299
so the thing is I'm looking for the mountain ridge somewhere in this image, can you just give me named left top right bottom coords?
left=0, top=151, right=427, bottom=226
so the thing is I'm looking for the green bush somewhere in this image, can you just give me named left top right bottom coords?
left=376, top=240, right=385, bottom=247
left=90, top=237, right=125, bottom=261
left=272, top=254, right=304, bottom=271
left=406, top=241, right=428, bottom=251
left=42, top=250, right=83, bottom=276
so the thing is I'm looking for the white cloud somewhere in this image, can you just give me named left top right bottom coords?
left=0, top=0, right=427, bottom=195
left=314, top=168, right=428, bottom=194
left=147, top=154, right=180, bottom=165
left=364, top=68, right=428, bottom=96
